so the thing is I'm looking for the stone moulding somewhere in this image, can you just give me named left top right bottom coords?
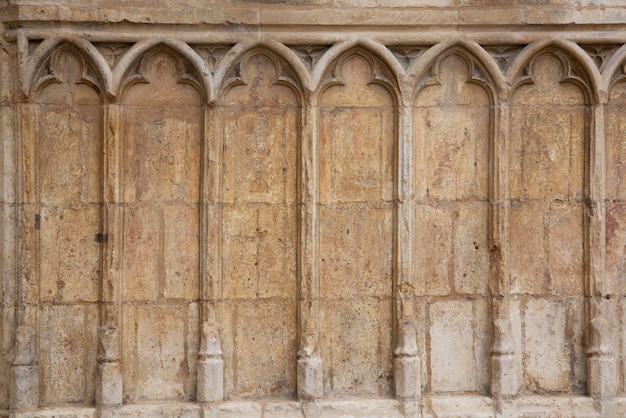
left=4, top=20, right=626, bottom=417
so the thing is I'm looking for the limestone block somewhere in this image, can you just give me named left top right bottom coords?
left=123, top=304, right=198, bottom=402
left=264, top=402, right=304, bottom=418
left=37, top=104, right=102, bottom=206
left=197, top=358, right=224, bottom=403
left=395, top=356, right=420, bottom=401
left=40, top=305, right=97, bottom=404
left=122, top=205, right=160, bottom=301
left=10, top=364, right=37, bottom=410
left=320, top=298, right=393, bottom=396
left=197, top=320, right=224, bottom=403
left=214, top=401, right=262, bottom=418
left=509, top=201, right=545, bottom=295
left=606, top=202, right=626, bottom=294
left=230, top=301, right=296, bottom=398
left=0, top=105, right=16, bottom=204
left=491, top=318, right=517, bottom=396
left=547, top=203, right=583, bottom=296
left=163, top=204, right=199, bottom=299
left=523, top=299, right=584, bottom=392
left=429, top=300, right=476, bottom=392
left=120, top=52, right=201, bottom=203
left=314, top=398, right=403, bottom=417
left=319, top=106, right=394, bottom=203
left=319, top=205, right=392, bottom=298
left=221, top=106, right=298, bottom=205
left=222, top=205, right=296, bottom=299
left=453, top=202, right=489, bottom=295
left=40, top=206, right=100, bottom=303
left=414, top=204, right=451, bottom=296
left=606, top=86, right=626, bottom=200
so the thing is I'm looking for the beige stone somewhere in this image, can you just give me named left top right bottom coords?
left=4, top=3, right=626, bottom=416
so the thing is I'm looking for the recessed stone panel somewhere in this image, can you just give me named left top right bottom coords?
left=134, top=304, right=196, bottom=401
left=220, top=52, right=299, bottom=399
left=510, top=52, right=587, bottom=394
left=318, top=53, right=394, bottom=397
left=413, top=54, right=491, bottom=394
left=120, top=50, right=202, bottom=402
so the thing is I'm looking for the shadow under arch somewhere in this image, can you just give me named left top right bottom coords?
left=25, top=37, right=111, bottom=100
left=112, top=38, right=210, bottom=103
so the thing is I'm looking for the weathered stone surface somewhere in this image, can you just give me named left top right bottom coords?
left=318, top=53, right=394, bottom=397
left=40, top=305, right=97, bottom=404
left=220, top=52, right=299, bottom=399
left=4, top=4, right=626, bottom=416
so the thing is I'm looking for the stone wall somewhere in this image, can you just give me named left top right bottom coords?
left=2, top=1, right=626, bottom=417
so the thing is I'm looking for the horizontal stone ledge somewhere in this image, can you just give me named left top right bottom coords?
left=3, top=4, right=626, bottom=27
left=9, top=396, right=626, bottom=417
left=6, top=26, right=626, bottom=46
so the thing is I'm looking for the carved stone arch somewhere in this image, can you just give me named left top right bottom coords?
left=409, top=41, right=505, bottom=104
left=411, top=46, right=499, bottom=106
left=214, top=40, right=310, bottom=100
left=312, top=39, right=403, bottom=103
left=113, top=39, right=210, bottom=103
left=25, top=38, right=110, bottom=100
left=507, top=40, right=601, bottom=104
left=216, top=45, right=305, bottom=106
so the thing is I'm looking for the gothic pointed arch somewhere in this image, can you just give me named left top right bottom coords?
left=312, top=39, right=403, bottom=101
left=27, top=38, right=110, bottom=100
left=507, top=39, right=600, bottom=104
left=409, top=40, right=505, bottom=103
left=113, top=39, right=210, bottom=103
left=214, top=40, right=310, bottom=99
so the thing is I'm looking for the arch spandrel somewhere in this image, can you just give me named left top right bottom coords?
left=218, top=49, right=300, bottom=399
left=317, top=50, right=395, bottom=397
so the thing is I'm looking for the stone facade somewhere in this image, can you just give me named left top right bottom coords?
left=2, top=1, right=626, bottom=417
